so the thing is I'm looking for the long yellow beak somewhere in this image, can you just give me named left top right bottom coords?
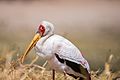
left=20, top=33, right=41, bottom=63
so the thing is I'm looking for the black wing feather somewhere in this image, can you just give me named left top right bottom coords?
left=55, top=53, right=91, bottom=80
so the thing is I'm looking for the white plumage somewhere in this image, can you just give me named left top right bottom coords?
left=35, top=34, right=90, bottom=73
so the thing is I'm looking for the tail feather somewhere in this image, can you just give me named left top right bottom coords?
left=79, top=65, right=91, bottom=80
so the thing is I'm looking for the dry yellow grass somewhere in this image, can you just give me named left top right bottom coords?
left=0, top=48, right=120, bottom=80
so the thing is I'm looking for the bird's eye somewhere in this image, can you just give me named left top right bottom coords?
left=39, top=25, right=45, bottom=36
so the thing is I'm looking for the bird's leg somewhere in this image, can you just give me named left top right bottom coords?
left=63, top=61, right=67, bottom=80
left=63, top=71, right=67, bottom=80
left=52, top=69, right=55, bottom=80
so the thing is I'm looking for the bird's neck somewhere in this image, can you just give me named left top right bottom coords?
left=41, top=32, right=54, bottom=45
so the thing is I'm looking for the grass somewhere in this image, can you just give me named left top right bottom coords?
left=0, top=47, right=120, bottom=80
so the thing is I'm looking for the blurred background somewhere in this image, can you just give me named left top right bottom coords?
left=0, top=0, right=120, bottom=71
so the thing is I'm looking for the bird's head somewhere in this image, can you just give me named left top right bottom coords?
left=37, top=21, right=54, bottom=37
left=20, top=21, right=54, bottom=63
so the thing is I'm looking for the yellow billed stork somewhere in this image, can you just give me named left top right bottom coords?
left=20, top=21, right=91, bottom=80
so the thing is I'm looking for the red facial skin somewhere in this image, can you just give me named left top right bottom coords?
left=39, top=25, right=45, bottom=36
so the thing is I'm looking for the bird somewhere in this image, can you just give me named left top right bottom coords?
left=20, top=21, right=91, bottom=80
